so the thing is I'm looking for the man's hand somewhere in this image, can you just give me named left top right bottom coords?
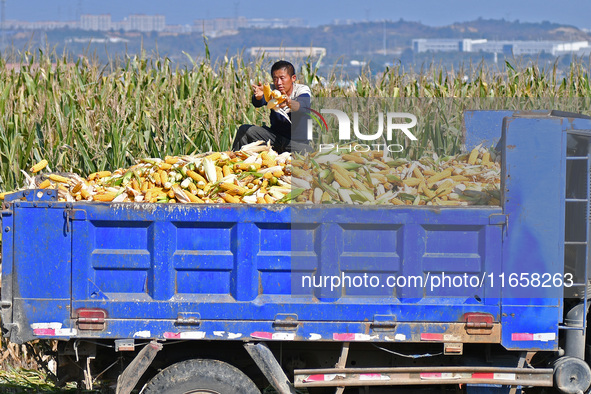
left=278, top=97, right=300, bottom=112
left=252, top=83, right=264, bottom=101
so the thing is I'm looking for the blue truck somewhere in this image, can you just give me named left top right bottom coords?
left=1, top=110, right=590, bottom=393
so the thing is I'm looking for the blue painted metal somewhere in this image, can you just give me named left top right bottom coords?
left=2, top=111, right=590, bottom=357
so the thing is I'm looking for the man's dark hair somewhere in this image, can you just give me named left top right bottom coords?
left=271, top=60, right=295, bottom=76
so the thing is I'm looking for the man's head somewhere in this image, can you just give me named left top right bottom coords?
left=271, top=60, right=297, bottom=96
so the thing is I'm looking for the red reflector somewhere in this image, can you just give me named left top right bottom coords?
left=76, top=308, right=106, bottom=330
left=472, top=372, right=495, bottom=379
left=463, top=312, right=494, bottom=325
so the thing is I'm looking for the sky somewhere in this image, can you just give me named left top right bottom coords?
left=4, top=0, right=591, bottom=30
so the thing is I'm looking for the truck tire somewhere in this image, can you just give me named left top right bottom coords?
left=141, top=358, right=260, bottom=394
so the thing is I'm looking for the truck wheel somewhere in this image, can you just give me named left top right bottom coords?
left=142, top=359, right=260, bottom=394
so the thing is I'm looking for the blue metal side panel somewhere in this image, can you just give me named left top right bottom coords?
left=13, top=205, right=71, bottom=299
left=0, top=205, right=15, bottom=329
left=463, top=110, right=515, bottom=151
left=8, top=202, right=72, bottom=342
left=500, top=116, right=565, bottom=350
left=463, top=110, right=549, bottom=151
left=44, top=203, right=505, bottom=341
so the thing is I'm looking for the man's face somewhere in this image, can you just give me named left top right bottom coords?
left=272, top=68, right=297, bottom=95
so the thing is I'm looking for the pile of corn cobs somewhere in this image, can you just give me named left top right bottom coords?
left=5, top=141, right=501, bottom=206
left=292, top=144, right=500, bottom=206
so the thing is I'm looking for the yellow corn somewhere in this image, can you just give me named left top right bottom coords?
left=263, top=171, right=273, bottom=179
left=71, top=182, right=83, bottom=193
left=481, top=151, right=490, bottom=165
left=30, top=159, right=48, bottom=173
left=220, top=193, right=240, bottom=203
left=93, top=192, right=117, bottom=202
left=186, top=170, right=206, bottom=184
left=49, top=174, right=70, bottom=184
left=167, top=189, right=175, bottom=199
left=333, top=171, right=353, bottom=188
left=234, top=162, right=261, bottom=171
left=216, top=166, right=223, bottom=182
left=403, top=177, right=422, bottom=187
left=88, top=171, right=111, bottom=181
left=38, top=179, right=51, bottom=189
left=341, top=154, right=365, bottom=164
left=450, top=175, right=470, bottom=182
left=153, top=172, right=162, bottom=186
left=158, top=170, right=168, bottom=185
left=256, top=197, right=266, bottom=204
left=219, top=182, right=248, bottom=195
left=131, top=179, right=141, bottom=192
left=468, top=147, right=479, bottom=165
left=188, top=182, right=198, bottom=194
left=422, top=184, right=436, bottom=199
left=412, top=167, right=425, bottom=180
left=159, top=163, right=172, bottom=170
left=206, top=152, right=221, bottom=161
left=427, top=168, right=453, bottom=188
left=331, top=165, right=353, bottom=188
left=435, top=179, right=454, bottom=194
left=264, top=194, right=275, bottom=204
left=80, top=189, right=90, bottom=199
left=391, top=198, right=405, bottom=205
left=165, top=157, right=179, bottom=165
left=261, top=159, right=277, bottom=168
left=222, top=165, right=232, bottom=177
left=272, top=170, right=284, bottom=178
left=185, top=192, right=203, bottom=203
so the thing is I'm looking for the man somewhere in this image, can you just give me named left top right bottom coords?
left=232, top=60, right=312, bottom=153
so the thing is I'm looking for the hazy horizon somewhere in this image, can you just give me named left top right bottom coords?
left=5, top=0, right=591, bottom=30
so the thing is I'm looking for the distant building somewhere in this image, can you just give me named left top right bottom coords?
left=247, top=18, right=305, bottom=29
left=249, top=46, right=326, bottom=58
left=412, top=38, right=589, bottom=56
left=412, top=39, right=462, bottom=53
left=79, top=13, right=165, bottom=32
left=193, top=17, right=248, bottom=35
left=193, top=17, right=306, bottom=36
left=80, top=14, right=112, bottom=31
left=127, top=14, right=166, bottom=32
left=5, top=19, right=79, bottom=30
left=332, top=19, right=356, bottom=26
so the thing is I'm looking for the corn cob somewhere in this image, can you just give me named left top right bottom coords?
left=49, top=174, right=70, bottom=184
left=38, top=179, right=51, bottom=189
left=93, top=192, right=117, bottom=202
left=30, top=159, right=48, bottom=173
left=219, top=182, right=248, bottom=195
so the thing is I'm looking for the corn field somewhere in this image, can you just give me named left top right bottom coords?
left=0, top=49, right=590, bottom=390
left=0, top=50, right=590, bottom=192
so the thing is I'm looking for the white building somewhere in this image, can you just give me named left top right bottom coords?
left=412, top=39, right=462, bottom=53
left=249, top=47, right=326, bottom=58
left=127, top=15, right=166, bottom=32
left=80, top=14, right=112, bottom=31
left=193, top=17, right=306, bottom=35
left=413, top=38, right=590, bottom=56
